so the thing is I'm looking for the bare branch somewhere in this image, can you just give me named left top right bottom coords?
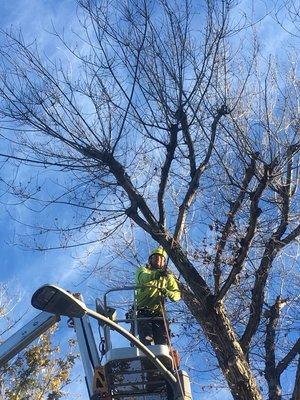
left=176, top=107, right=196, bottom=177
left=157, top=123, right=178, bottom=226
left=80, top=146, right=158, bottom=231
left=213, top=155, right=257, bottom=293
left=240, top=238, right=279, bottom=354
left=240, top=149, right=300, bottom=353
left=0, top=1, right=299, bottom=398
left=279, top=224, right=300, bottom=247
left=216, top=164, right=271, bottom=301
left=277, top=338, right=300, bottom=376
left=292, top=356, right=300, bottom=400
left=174, top=105, right=228, bottom=242
left=264, top=297, right=286, bottom=399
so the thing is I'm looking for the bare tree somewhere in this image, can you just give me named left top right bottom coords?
left=0, top=0, right=299, bottom=399
left=273, top=0, right=300, bottom=38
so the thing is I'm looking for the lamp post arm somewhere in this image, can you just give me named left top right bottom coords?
left=85, top=308, right=178, bottom=387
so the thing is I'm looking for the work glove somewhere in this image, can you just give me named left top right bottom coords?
left=159, top=288, right=168, bottom=297
left=160, top=268, right=172, bottom=277
left=153, top=270, right=164, bottom=279
left=153, top=268, right=172, bottom=279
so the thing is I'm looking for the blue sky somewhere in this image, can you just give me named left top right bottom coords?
left=0, top=0, right=299, bottom=399
left=0, top=3, right=112, bottom=398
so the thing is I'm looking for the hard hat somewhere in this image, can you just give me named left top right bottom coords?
left=149, top=247, right=167, bottom=259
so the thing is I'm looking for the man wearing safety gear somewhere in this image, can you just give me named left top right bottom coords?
left=135, top=247, right=181, bottom=345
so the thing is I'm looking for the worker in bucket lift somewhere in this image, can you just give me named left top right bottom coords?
left=135, top=247, right=181, bottom=346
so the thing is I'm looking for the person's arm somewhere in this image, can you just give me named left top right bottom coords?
left=166, top=273, right=181, bottom=302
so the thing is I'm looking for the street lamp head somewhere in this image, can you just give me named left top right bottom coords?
left=31, top=284, right=87, bottom=318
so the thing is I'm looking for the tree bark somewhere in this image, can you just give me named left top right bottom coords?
left=291, top=357, right=300, bottom=400
left=182, top=288, right=263, bottom=400
left=264, top=298, right=282, bottom=400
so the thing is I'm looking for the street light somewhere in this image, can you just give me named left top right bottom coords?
left=31, top=284, right=87, bottom=317
left=31, top=284, right=179, bottom=391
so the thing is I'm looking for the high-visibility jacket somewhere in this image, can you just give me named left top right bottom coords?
left=135, top=265, right=181, bottom=311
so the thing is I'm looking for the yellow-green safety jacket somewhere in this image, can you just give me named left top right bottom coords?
left=135, top=265, right=181, bottom=311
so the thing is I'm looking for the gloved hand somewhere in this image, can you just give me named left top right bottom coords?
left=160, top=268, right=172, bottom=277
left=153, top=268, right=172, bottom=279
left=153, top=270, right=164, bottom=279
left=159, top=288, right=168, bottom=297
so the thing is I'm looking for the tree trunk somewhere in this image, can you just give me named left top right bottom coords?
left=183, top=290, right=263, bottom=400
left=267, top=379, right=281, bottom=400
left=158, top=237, right=263, bottom=400
left=292, top=357, right=300, bottom=400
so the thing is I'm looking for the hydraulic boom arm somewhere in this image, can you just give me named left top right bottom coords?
left=0, top=311, right=60, bottom=367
